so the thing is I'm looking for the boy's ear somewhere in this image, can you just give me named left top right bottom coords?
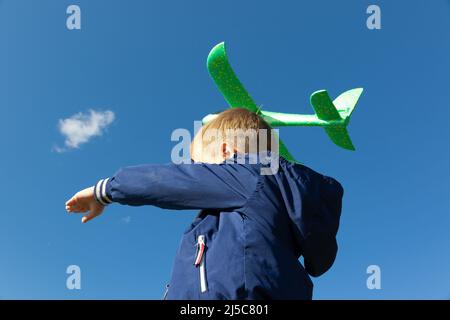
left=221, top=142, right=236, bottom=159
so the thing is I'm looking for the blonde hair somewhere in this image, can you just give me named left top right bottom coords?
left=201, top=108, right=273, bottom=153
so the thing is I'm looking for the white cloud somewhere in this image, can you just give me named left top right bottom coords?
left=56, top=109, right=114, bottom=151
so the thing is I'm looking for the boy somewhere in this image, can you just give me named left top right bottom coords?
left=65, top=108, right=343, bottom=300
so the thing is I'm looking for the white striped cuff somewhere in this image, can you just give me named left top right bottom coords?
left=94, top=178, right=113, bottom=206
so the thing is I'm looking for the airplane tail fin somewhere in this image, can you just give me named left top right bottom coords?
left=333, top=88, right=363, bottom=119
left=323, top=127, right=355, bottom=151
left=310, top=88, right=363, bottom=151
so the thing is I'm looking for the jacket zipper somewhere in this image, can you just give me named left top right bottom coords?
left=162, top=284, right=169, bottom=300
left=194, top=235, right=207, bottom=293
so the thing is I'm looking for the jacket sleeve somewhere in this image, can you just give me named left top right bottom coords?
left=301, top=175, right=343, bottom=277
left=94, top=162, right=259, bottom=210
left=276, top=164, right=344, bottom=278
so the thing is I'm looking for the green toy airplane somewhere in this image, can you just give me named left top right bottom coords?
left=202, top=42, right=363, bottom=163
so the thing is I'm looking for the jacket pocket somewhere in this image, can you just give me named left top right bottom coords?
left=194, top=234, right=208, bottom=293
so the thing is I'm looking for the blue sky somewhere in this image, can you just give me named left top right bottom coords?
left=1, top=0, right=449, bottom=299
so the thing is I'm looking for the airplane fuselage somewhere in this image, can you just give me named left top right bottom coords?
left=260, top=110, right=348, bottom=127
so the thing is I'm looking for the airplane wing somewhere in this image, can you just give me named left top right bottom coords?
left=206, top=42, right=299, bottom=162
left=207, top=42, right=259, bottom=113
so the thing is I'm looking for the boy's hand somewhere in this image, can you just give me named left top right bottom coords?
left=65, top=186, right=105, bottom=223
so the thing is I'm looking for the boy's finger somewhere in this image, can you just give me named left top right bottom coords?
left=66, top=204, right=77, bottom=213
left=67, top=204, right=81, bottom=213
left=81, top=210, right=101, bottom=223
left=66, top=196, right=78, bottom=207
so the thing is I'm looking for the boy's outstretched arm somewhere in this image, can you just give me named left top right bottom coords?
left=66, top=162, right=259, bottom=223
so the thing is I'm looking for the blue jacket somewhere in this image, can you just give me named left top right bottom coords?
left=94, top=152, right=343, bottom=300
